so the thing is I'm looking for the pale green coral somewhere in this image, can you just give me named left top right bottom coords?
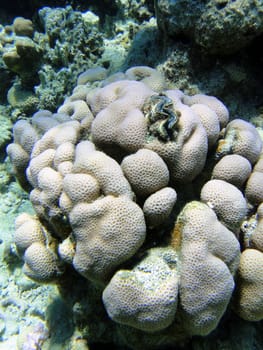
left=0, top=114, right=12, bottom=151
left=1, top=6, right=105, bottom=114
left=7, top=83, right=39, bottom=115
left=2, top=36, right=42, bottom=85
left=35, top=6, right=104, bottom=110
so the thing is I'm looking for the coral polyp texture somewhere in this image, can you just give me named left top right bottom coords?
left=7, top=66, right=263, bottom=349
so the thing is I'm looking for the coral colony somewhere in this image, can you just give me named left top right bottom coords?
left=7, top=65, right=263, bottom=348
left=1, top=1, right=263, bottom=348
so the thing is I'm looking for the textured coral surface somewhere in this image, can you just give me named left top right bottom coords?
left=6, top=66, right=263, bottom=349
left=155, top=0, right=263, bottom=54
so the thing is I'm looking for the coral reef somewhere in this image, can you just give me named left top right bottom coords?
left=0, top=2, right=157, bottom=119
left=6, top=66, right=263, bottom=349
left=0, top=113, right=12, bottom=152
left=155, top=3, right=263, bottom=124
left=0, top=0, right=263, bottom=347
left=155, top=0, right=263, bottom=55
left=1, top=17, right=41, bottom=87
left=35, top=6, right=104, bottom=110
left=0, top=6, right=104, bottom=116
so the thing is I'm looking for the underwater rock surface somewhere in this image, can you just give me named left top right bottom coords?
left=155, top=0, right=263, bottom=54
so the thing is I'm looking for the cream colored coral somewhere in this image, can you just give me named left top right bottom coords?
left=37, top=167, right=63, bottom=203
left=53, top=142, right=75, bottom=170
left=183, top=93, right=229, bottom=127
left=216, top=119, right=262, bottom=164
left=174, top=201, right=240, bottom=336
left=125, top=66, right=167, bottom=92
left=73, top=141, right=134, bottom=199
left=31, top=121, right=80, bottom=157
left=190, top=103, right=220, bottom=148
left=236, top=248, right=263, bottom=321
left=88, top=80, right=153, bottom=149
left=62, top=173, right=100, bottom=210
left=143, top=187, right=177, bottom=228
left=26, top=120, right=82, bottom=198
left=9, top=67, right=263, bottom=341
left=27, top=148, right=55, bottom=187
left=88, top=79, right=153, bottom=115
left=212, top=154, right=252, bottom=188
left=14, top=214, right=46, bottom=255
left=57, top=100, right=94, bottom=130
left=121, top=149, right=169, bottom=197
left=88, top=80, right=216, bottom=184
left=69, top=195, right=146, bottom=282
left=57, top=161, right=73, bottom=177
left=251, top=203, right=263, bottom=252
left=14, top=211, right=64, bottom=283
left=200, top=179, right=247, bottom=232
left=146, top=103, right=208, bottom=183
left=23, top=242, right=63, bottom=283
left=245, top=172, right=263, bottom=205
left=117, top=108, right=148, bottom=152
left=102, top=247, right=179, bottom=332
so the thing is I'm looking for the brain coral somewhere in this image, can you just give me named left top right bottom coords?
left=216, top=119, right=262, bottom=164
left=245, top=152, right=263, bottom=205
left=121, top=148, right=169, bottom=197
left=143, top=187, right=177, bottom=228
left=23, top=242, right=64, bottom=283
left=70, top=195, right=146, bottom=282
left=88, top=76, right=231, bottom=183
left=200, top=179, right=247, bottom=232
left=212, top=154, right=252, bottom=188
left=172, top=201, right=240, bottom=336
left=14, top=213, right=46, bottom=255
left=7, top=66, right=263, bottom=349
left=251, top=203, right=263, bottom=252
left=236, top=248, right=263, bottom=321
left=103, top=247, right=179, bottom=332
